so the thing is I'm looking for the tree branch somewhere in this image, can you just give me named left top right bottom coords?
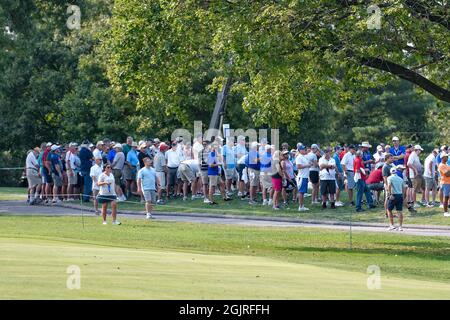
left=403, top=0, right=450, bottom=30
left=360, top=56, right=450, bottom=103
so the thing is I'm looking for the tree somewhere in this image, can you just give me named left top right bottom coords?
left=106, top=0, right=449, bottom=133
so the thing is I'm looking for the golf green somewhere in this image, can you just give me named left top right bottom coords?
left=1, top=237, right=450, bottom=299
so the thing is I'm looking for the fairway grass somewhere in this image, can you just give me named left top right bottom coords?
left=2, top=237, right=450, bottom=299
left=1, top=215, right=450, bottom=299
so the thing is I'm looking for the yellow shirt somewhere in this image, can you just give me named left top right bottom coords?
left=438, top=163, right=450, bottom=184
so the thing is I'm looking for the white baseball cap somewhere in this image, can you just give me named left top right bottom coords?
left=51, top=145, right=59, bottom=151
left=392, top=136, right=400, bottom=141
left=390, top=167, right=397, bottom=174
left=376, top=145, right=383, bottom=152
left=414, top=145, right=424, bottom=151
left=46, top=142, right=52, bottom=147
left=114, top=143, right=123, bottom=149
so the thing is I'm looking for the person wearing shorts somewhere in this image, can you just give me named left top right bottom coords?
left=281, top=150, right=297, bottom=204
left=207, top=143, right=230, bottom=205
left=333, top=146, right=345, bottom=207
left=90, top=156, right=103, bottom=214
left=234, top=136, right=248, bottom=197
left=246, top=142, right=260, bottom=204
left=111, top=143, right=126, bottom=201
left=26, top=148, right=42, bottom=205
left=341, top=145, right=356, bottom=206
left=179, top=159, right=199, bottom=200
left=271, top=150, right=283, bottom=210
left=223, top=138, right=237, bottom=196
left=260, top=145, right=273, bottom=206
left=423, top=149, right=438, bottom=207
left=49, top=145, right=63, bottom=203
left=97, top=165, right=120, bottom=225
left=154, top=142, right=168, bottom=204
left=124, top=142, right=139, bottom=199
left=67, top=145, right=81, bottom=200
left=366, top=162, right=384, bottom=204
left=387, top=167, right=406, bottom=231
left=137, top=157, right=158, bottom=219
left=307, top=144, right=320, bottom=203
left=43, top=143, right=54, bottom=203
left=438, top=153, right=450, bottom=216
left=198, top=141, right=210, bottom=203
left=318, top=148, right=336, bottom=209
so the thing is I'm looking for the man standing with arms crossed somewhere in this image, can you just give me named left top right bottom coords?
left=390, top=136, right=406, bottom=166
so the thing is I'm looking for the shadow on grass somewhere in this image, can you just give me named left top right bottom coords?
left=281, top=244, right=450, bottom=262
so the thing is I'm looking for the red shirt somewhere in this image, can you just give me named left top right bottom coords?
left=404, top=151, right=411, bottom=177
left=354, top=157, right=366, bottom=180
left=366, top=168, right=383, bottom=184
left=339, top=150, right=347, bottom=160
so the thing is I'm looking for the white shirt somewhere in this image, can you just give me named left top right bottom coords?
left=165, top=149, right=181, bottom=168
left=318, top=156, right=336, bottom=180
left=373, top=152, right=385, bottom=164
left=306, top=152, right=319, bottom=172
left=26, top=152, right=39, bottom=169
left=423, top=153, right=436, bottom=178
left=181, top=159, right=199, bottom=174
left=407, top=151, right=422, bottom=178
left=98, top=172, right=116, bottom=196
left=192, top=141, right=203, bottom=161
left=176, top=143, right=185, bottom=161
left=295, top=154, right=310, bottom=179
left=90, top=164, right=103, bottom=190
left=66, top=151, right=77, bottom=170
left=341, top=152, right=355, bottom=171
left=93, top=148, right=102, bottom=160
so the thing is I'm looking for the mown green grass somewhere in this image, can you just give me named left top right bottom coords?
left=1, top=215, right=450, bottom=299
left=2, top=187, right=449, bottom=226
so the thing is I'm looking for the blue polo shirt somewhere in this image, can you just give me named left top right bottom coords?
left=260, top=151, right=272, bottom=172
left=50, top=152, right=62, bottom=174
left=222, top=145, right=236, bottom=169
left=127, top=149, right=139, bottom=167
left=390, top=146, right=406, bottom=166
left=207, top=151, right=219, bottom=176
left=108, top=149, right=116, bottom=163
left=246, top=150, right=260, bottom=170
